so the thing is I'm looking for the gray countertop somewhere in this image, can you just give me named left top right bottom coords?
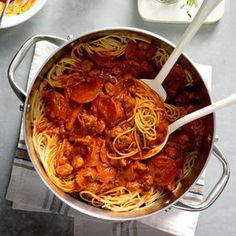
left=0, top=0, right=235, bottom=235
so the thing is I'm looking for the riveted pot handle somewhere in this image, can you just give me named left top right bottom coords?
left=173, top=143, right=230, bottom=212
left=8, top=34, right=67, bottom=103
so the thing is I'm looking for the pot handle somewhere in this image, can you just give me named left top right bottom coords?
left=173, top=143, right=230, bottom=211
left=8, top=34, right=67, bottom=103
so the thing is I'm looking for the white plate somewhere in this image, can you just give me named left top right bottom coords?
left=138, top=0, right=225, bottom=24
left=0, top=0, right=47, bottom=29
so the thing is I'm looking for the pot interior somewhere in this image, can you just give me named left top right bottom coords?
left=24, top=28, right=214, bottom=220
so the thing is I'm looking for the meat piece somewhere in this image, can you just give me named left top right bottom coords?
left=56, top=155, right=69, bottom=166
left=140, top=60, right=156, bottom=78
left=88, top=68, right=102, bottom=77
left=88, top=68, right=114, bottom=80
left=177, top=133, right=190, bottom=144
left=112, top=58, right=155, bottom=78
left=113, top=98, right=124, bottom=120
left=119, top=158, right=131, bottom=167
left=172, top=132, right=195, bottom=154
left=141, top=175, right=154, bottom=191
left=81, top=59, right=94, bottom=72
left=75, top=167, right=97, bottom=187
left=71, top=155, right=84, bottom=170
left=164, top=146, right=179, bottom=159
left=96, top=120, right=106, bottom=134
left=163, top=65, right=187, bottom=100
left=44, top=91, right=68, bottom=123
left=107, top=125, right=124, bottom=139
left=90, top=96, right=124, bottom=127
left=132, top=161, right=148, bottom=172
left=111, top=64, right=125, bottom=75
left=91, top=54, right=119, bottom=68
left=65, top=107, right=80, bottom=130
left=97, top=165, right=117, bottom=184
left=148, top=155, right=177, bottom=186
left=126, top=182, right=141, bottom=192
left=123, top=95, right=136, bottom=118
left=79, top=112, right=97, bottom=126
left=122, top=60, right=141, bottom=76
left=183, top=119, right=205, bottom=147
left=185, top=105, right=201, bottom=113
left=147, top=121, right=168, bottom=148
left=175, top=89, right=200, bottom=105
left=100, top=141, right=110, bottom=165
left=104, top=82, right=116, bottom=96
left=142, top=175, right=153, bottom=186
left=79, top=112, right=106, bottom=134
left=155, top=121, right=169, bottom=144
left=85, top=182, right=101, bottom=194
left=138, top=41, right=157, bottom=63
left=72, top=136, right=93, bottom=145
left=125, top=41, right=156, bottom=64
left=106, top=122, right=132, bottom=141
left=63, top=141, right=73, bottom=156
left=114, top=134, right=133, bottom=150
left=137, top=41, right=150, bottom=50
left=183, top=119, right=204, bottom=137
left=124, top=164, right=137, bottom=181
left=123, top=161, right=148, bottom=182
left=123, top=73, right=137, bottom=82
left=70, top=80, right=101, bottom=104
left=56, top=163, right=73, bottom=177
left=58, top=73, right=86, bottom=87
left=125, top=41, right=137, bottom=60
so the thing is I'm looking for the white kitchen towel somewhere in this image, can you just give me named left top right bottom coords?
left=6, top=40, right=212, bottom=236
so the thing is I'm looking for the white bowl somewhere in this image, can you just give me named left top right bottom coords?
left=0, top=0, right=47, bottom=29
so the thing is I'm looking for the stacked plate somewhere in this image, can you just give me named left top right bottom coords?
left=137, top=0, right=225, bottom=23
left=0, top=0, right=47, bottom=29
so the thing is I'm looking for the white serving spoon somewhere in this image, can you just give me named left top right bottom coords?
left=154, top=94, right=236, bottom=154
left=142, top=0, right=223, bottom=101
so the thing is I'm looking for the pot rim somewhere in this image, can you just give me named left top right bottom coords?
left=21, top=27, right=216, bottom=221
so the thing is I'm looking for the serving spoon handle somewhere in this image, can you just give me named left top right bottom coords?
left=148, top=0, right=222, bottom=100
left=169, top=94, right=236, bottom=135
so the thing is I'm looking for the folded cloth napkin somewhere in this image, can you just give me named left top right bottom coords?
left=6, top=41, right=212, bottom=236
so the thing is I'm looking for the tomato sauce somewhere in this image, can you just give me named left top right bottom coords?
left=42, top=40, right=205, bottom=195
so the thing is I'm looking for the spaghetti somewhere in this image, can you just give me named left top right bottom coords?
left=0, top=0, right=35, bottom=16
left=30, top=32, right=205, bottom=212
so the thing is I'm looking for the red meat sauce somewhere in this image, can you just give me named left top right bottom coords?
left=41, top=40, right=205, bottom=195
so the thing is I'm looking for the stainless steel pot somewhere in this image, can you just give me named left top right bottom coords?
left=8, top=27, right=230, bottom=221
